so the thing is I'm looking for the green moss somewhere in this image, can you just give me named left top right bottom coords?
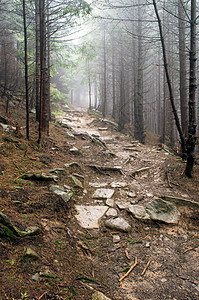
left=0, top=225, right=15, bottom=240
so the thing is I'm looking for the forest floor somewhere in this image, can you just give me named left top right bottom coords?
left=0, top=101, right=199, bottom=300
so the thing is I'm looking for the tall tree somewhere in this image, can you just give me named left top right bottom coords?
left=185, top=0, right=197, bottom=177
left=178, top=0, right=188, bottom=136
left=22, top=0, right=29, bottom=139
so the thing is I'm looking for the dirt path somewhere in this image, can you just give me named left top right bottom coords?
left=0, top=107, right=198, bottom=300
left=60, top=109, right=199, bottom=300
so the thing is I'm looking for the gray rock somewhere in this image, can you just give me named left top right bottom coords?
left=104, top=217, right=131, bottom=232
left=146, top=198, right=181, bottom=224
left=110, top=182, right=128, bottom=188
left=50, top=185, right=73, bottom=203
left=116, top=201, right=131, bottom=210
left=89, top=182, right=108, bottom=188
left=106, top=199, right=115, bottom=207
left=92, top=291, right=112, bottom=300
left=75, top=205, right=108, bottom=229
left=31, top=273, right=40, bottom=281
left=113, top=235, right=120, bottom=243
left=128, top=205, right=150, bottom=220
left=106, top=208, right=118, bottom=217
left=23, top=248, right=40, bottom=261
left=92, top=189, right=114, bottom=199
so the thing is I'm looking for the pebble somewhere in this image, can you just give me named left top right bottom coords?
left=113, top=235, right=120, bottom=243
left=31, top=273, right=40, bottom=282
left=145, top=242, right=150, bottom=248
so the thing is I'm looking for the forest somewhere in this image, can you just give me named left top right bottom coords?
left=0, top=1, right=199, bottom=300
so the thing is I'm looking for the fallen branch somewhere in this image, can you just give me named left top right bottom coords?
left=183, top=248, right=194, bottom=253
left=141, top=259, right=151, bottom=276
left=125, top=249, right=130, bottom=260
left=38, top=292, right=47, bottom=300
left=130, top=167, right=151, bottom=178
left=119, top=257, right=138, bottom=282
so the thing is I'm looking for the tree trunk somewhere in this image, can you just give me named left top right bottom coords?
left=153, top=0, right=186, bottom=154
left=35, top=0, right=40, bottom=122
left=185, top=0, right=197, bottom=177
left=102, top=29, right=107, bottom=118
left=112, top=39, right=116, bottom=119
left=135, top=6, right=145, bottom=144
left=23, top=0, right=29, bottom=139
left=178, top=0, right=188, bottom=136
left=118, top=54, right=125, bottom=131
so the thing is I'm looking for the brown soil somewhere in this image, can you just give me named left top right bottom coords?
left=0, top=101, right=199, bottom=300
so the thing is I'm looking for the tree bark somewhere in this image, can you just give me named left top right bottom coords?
left=35, top=0, right=40, bottom=122
left=185, top=0, right=197, bottom=177
left=23, top=0, right=29, bottom=139
left=102, top=29, right=107, bottom=118
left=135, top=6, right=145, bottom=144
left=178, top=0, right=188, bottom=136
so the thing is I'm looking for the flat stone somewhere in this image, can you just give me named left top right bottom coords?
left=106, top=199, right=115, bottom=207
left=116, top=201, right=131, bottom=210
left=50, top=185, right=73, bottom=203
left=75, top=205, right=108, bottom=229
left=146, top=198, right=181, bottom=224
left=104, top=217, right=131, bottom=232
left=92, top=291, right=112, bottom=300
left=128, top=205, right=150, bottom=220
left=111, top=182, right=128, bottom=188
left=92, top=189, right=114, bottom=199
left=89, top=182, right=108, bottom=188
left=106, top=208, right=118, bottom=217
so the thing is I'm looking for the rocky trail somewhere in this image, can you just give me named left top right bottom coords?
left=0, top=107, right=199, bottom=300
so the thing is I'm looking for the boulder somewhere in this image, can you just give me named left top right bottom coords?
left=146, top=198, right=180, bottom=224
